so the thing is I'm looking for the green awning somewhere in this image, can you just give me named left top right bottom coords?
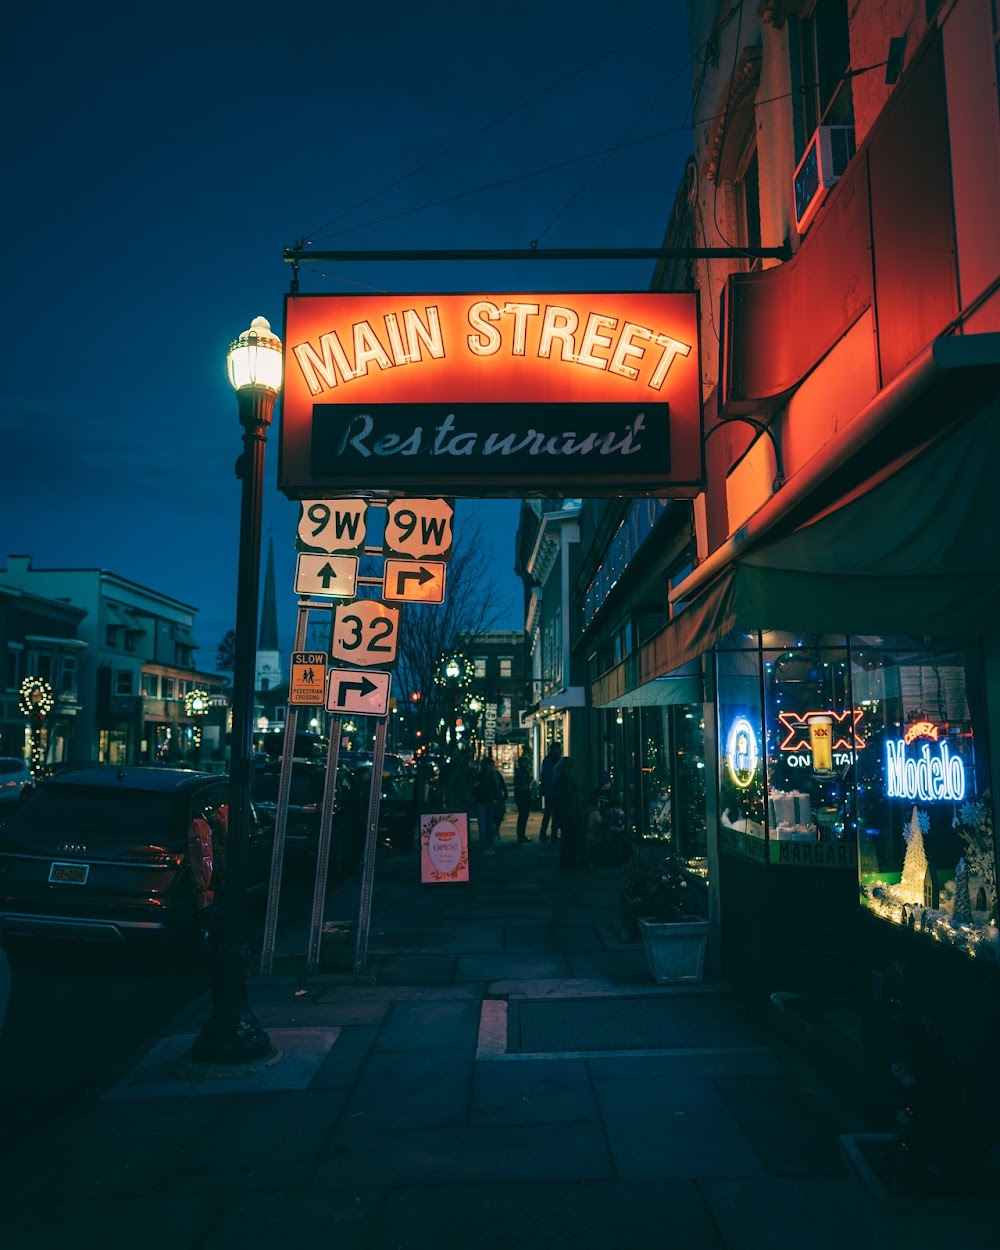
left=592, top=391, right=1000, bottom=706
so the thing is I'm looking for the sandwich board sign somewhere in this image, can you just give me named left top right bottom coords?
left=420, top=812, right=469, bottom=883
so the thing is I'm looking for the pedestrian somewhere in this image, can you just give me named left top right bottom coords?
left=553, top=755, right=586, bottom=869
left=472, top=756, right=505, bottom=855
left=513, top=745, right=532, bottom=843
left=538, top=740, right=563, bottom=842
left=444, top=750, right=474, bottom=822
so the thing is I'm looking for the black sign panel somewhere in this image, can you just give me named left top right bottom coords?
left=310, top=402, right=673, bottom=495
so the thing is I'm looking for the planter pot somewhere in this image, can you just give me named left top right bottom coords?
left=840, top=1133, right=1000, bottom=1248
left=638, top=917, right=709, bottom=983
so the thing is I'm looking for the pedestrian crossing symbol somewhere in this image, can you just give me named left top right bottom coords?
left=288, top=652, right=328, bottom=705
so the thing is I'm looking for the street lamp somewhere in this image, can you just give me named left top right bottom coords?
left=435, top=652, right=473, bottom=755
left=192, top=316, right=281, bottom=1065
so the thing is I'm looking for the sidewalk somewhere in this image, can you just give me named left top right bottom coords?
left=3, top=810, right=877, bottom=1249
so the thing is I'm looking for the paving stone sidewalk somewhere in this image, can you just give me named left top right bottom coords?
left=3, top=811, right=878, bottom=1249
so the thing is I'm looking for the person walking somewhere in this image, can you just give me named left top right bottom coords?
left=472, top=756, right=505, bottom=856
left=553, top=755, right=586, bottom=869
left=538, top=740, right=563, bottom=843
left=444, top=750, right=474, bottom=825
left=513, top=746, right=532, bottom=843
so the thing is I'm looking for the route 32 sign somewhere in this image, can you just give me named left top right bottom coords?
left=331, top=599, right=400, bottom=667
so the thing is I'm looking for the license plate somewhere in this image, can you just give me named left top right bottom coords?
left=49, top=861, right=89, bottom=885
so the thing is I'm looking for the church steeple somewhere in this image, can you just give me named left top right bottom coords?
left=255, top=537, right=282, bottom=693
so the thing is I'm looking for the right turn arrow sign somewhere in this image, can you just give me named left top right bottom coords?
left=325, top=668, right=392, bottom=716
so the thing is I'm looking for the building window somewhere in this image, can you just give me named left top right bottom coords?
left=6, top=644, right=23, bottom=692
left=798, top=0, right=853, bottom=142
left=114, top=670, right=134, bottom=696
left=499, top=657, right=513, bottom=679
left=543, top=609, right=563, bottom=694
left=29, top=651, right=53, bottom=682
left=474, top=658, right=487, bottom=679
left=58, top=653, right=77, bottom=695
left=736, top=143, right=761, bottom=259
left=141, top=673, right=159, bottom=697
left=162, top=677, right=176, bottom=699
left=106, top=624, right=121, bottom=647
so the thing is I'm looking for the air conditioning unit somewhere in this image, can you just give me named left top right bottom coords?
left=792, top=125, right=856, bottom=234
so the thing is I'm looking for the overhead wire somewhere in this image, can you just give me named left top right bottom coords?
left=292, top=60, right=888, bottom=260
left=299, top=9, right=680, bottom=247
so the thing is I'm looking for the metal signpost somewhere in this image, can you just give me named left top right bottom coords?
left=353, top=714, right=389, bottom=976
left=262, top=495, right=456, bottom=978
left=259, top=607, right=311, bottom=976
left=305, top=712, right=343, bottom=974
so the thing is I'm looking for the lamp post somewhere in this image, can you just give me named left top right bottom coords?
left=192, top=316, right=282, bottom=1065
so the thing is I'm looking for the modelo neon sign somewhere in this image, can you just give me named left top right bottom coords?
left=885, top=738, right=966, bottom=802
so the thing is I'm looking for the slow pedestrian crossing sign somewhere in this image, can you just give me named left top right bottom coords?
left=288, top=652, right=328, bottom=705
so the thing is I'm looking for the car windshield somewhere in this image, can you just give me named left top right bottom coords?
left=3, top=785, right=178, bottom=844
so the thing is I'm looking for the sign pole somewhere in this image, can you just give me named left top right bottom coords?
left=259, top=604, right=310, bottom=975
left=354, top=714, right=388, bottom=976
left=305, top=713, right=343, bottom=973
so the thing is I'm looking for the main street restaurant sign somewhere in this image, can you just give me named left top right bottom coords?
left=279, top=292, right=702, bottom=498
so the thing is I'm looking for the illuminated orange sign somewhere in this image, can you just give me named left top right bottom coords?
left=777, top=709, right=864, bottom=753
left=903, top=720, right=940, bottom=744
left=279, top=291, right=702, bottom=498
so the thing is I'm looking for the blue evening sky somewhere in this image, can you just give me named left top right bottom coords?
left=2, top=1, right=694, bottom=663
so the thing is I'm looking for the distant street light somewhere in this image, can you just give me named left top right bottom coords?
left=192, top=316, right=282, bottom=1066
left=435, top=652, right=473, bottom=755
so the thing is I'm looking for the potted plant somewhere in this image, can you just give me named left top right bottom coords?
left=621, top=849, right=709, bottom=983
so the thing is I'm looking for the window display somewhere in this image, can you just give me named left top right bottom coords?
left=714, top=631, right=999, bottom=962
left=852, top=637, right=997, bottom=960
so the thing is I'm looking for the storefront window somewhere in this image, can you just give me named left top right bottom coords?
left=602, top=703, right=707, bottom=873
left=764, top=633, right=856, bottom=869
left=714, top=631, right=998, bottom=961
left=717, top=644, right=767, bottom=860
left=851, top=636, right=997, bottom=959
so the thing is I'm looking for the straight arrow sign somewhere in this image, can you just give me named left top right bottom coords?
left=295, top=552, right=359, bottom=598
left=382, top=558, right=446, bottom=604
left=325, top=667, right=392, bottom=716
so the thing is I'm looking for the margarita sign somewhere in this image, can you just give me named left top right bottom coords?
left=280, top=291, right=702, bottom=498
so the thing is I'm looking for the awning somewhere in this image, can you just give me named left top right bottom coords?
left=594, top=662, right=703, bottom=709
left=592, top=386, right=1000, bottom=706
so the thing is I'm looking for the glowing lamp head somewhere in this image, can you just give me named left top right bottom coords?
left=227, top=316, right=283, bottom=393
left=445, top=660, right=460, bottom=680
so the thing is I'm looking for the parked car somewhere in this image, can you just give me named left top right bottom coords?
left=347, top=752, right=418, bottom=851
left=0, top=758, right=34, bottom=809
left=0, top=765, right=271, bottom=958
left=251, top=759, right=362, bottom=877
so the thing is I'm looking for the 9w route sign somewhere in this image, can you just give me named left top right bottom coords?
left=331, top=599, right=400, bottom=667
left=384, top=497, right=454, bottom=561
left=296, top=499, right=368, bottom=554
